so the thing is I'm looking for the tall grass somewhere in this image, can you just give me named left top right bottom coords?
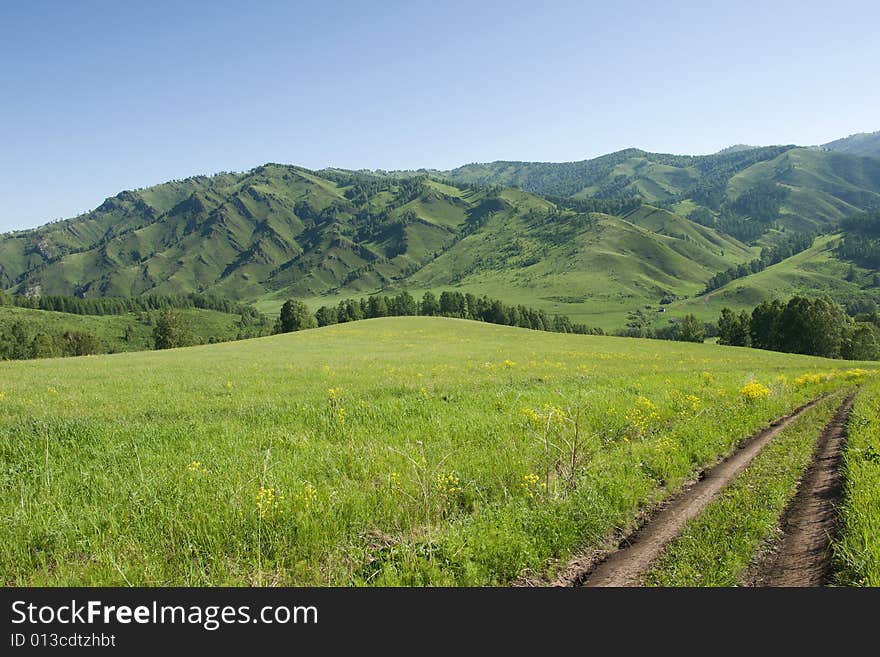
left=834, top=380, right=880, bottom=586
left=0, top=317, right=872, bottom=585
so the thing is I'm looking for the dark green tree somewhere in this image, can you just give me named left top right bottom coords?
left=844, top=324, right=880, bottom=360
left=61, top=331, right=100, bottom=356
left=153, top=308, right=193, bottom=349
left=777, top=296, right=849, bottom=358
left=420, top=291, right=439, bottom=316
left=315, top=306, right=338, bottom=327
left=717, top=308, right=751, bottom=346
left=30, top=333, right=59, bottom=359
left=3, top=322, right=31, bottom=360
left=391, top=291, right=418, bottom=316
left=367, top=295, right=389, bottom=318
left=750, top=299, right=785, bottom=350
left=677, top=314, right=705, bottom=343
left=274, top=299, right=316, bottom=333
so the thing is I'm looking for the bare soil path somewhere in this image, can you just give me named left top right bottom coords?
left=577, top=396, right=827, bottom=587
left=748, top=395, right=853, bottom=587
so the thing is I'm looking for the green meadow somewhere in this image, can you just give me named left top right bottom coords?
left=834, top=378, right=880, bottom=586
left=0, top=317, right=873, bottom=585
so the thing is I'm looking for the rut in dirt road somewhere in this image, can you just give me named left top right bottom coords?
left=751, top=395, right=853, bottom=587
left=578, top=396, right=826, bottom=587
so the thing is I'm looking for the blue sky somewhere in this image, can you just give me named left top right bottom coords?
left=1, top=0, right=878, bottom=231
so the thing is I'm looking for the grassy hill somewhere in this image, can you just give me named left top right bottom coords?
left=0, top=316, right=870, bottom=585
left=387, top=204, right=753, bottom=329
left=655, top=234, right=880, bottom=326
left=0, top=304, right=261, bottom=355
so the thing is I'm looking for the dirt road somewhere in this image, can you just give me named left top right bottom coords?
left=577, top=397, right=828, bottom=587
left=748, top=395, right=853, bottom=586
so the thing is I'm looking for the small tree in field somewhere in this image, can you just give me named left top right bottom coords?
left=677, top=314, right=705, bottom=343
left=274, top=299, right=317, bottom=333
left=153, top=308, right=193, bottom=349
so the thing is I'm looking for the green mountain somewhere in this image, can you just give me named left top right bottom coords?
left=822, top=131, right=880, bottom=159
left=3, top=136, right=880, bottom=333
left=0, top=165, right=755, bottom=330
left=1, top=167, right=497, bottom=300
left=444, top=146, right=880, bottom=239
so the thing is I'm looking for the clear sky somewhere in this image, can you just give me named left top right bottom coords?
left=1, top=0, right=878, bottom=232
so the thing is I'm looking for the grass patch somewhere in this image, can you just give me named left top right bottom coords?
left=833, top=380, right=880, bottom=586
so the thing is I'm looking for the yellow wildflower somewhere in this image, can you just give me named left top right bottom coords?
left=256, top=486, right=283, bottom=518
left=740, top=381, right=771, bottom=401
left=295, top=483, right=317, bottom=511
left=436, top=472, right=462, bottom=501
left=794, top=373, right=823, bottom=386
left=520, top=472, right=547, bottom=498
left=625, top=396, right=660, bottom=438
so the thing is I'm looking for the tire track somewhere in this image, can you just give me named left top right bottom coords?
left=576, top=396, right=827, bottom=587
left=748, top=394, right=853, bottom=587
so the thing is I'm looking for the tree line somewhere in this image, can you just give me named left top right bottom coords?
left=274, top=291, right=605, bottom=336
left=0, top=323, right=101, bottom=360
left=616, top=307, right=707, bottom=343
left=0, top=290, right=262, bottom=320
left=838, top=210, right=880, bottom=269
left=716, top=295, right=879, bottom=360
left=0, top=300, right=272, bottom=360
left=544, top=195, right=643, bottom=218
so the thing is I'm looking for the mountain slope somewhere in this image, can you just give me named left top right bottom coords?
left=823, top=131, right=880, bottom=159
left=727, top=148, right=880, bottom=231
left=444, top=146, right=880, bottom=237
left=379, top=203, right=753, bottom=329
left=1, top=168, right=527, bottom=301
left=658, top=234, right=880, bottom=325
left=446, top=146, right=794, bottom=202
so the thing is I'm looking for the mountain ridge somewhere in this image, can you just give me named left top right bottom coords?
left=3, top=135, right=880, bottom=330
left=821, top=131, right=880, bottom=159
